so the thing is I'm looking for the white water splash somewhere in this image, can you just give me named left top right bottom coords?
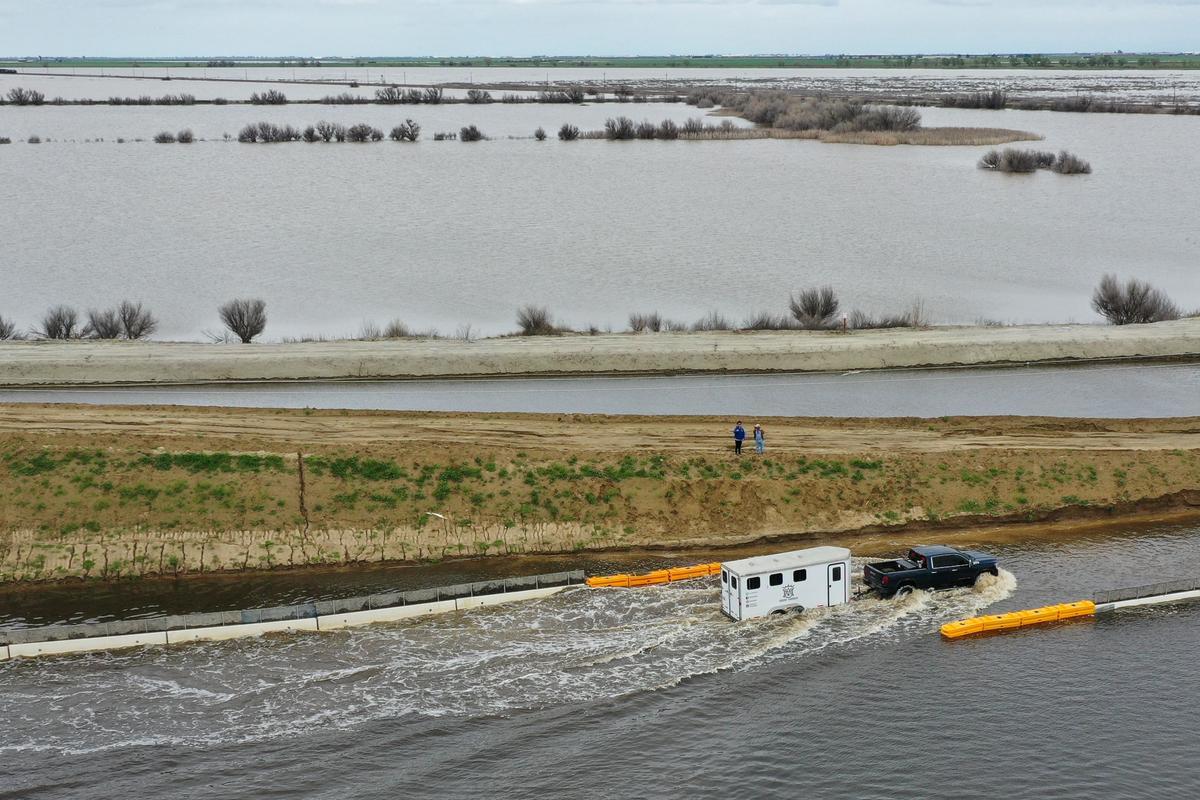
left=0, top=565, right=1015, bottom=755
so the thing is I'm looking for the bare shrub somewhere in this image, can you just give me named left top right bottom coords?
left=177, top=128, right=194, bottom=144
left=118, top=301, right=157, bottom=339
left=238, top=122, right=300, bottom=143
left=26, top=135, right=41, bottom=144
left=741, top=311, right=790, bottom=330
left=423, top=87, right=444, bottom=104
left=0, top=137, right=10, bottom=145
left=1091, top=274, right=1180, bottom=325
left=517, top=305, right=557, bottom=336
left=321, top=92, right=368, bottom=105
left=634, top=120, right=658, bottom=140
left=6, top=87, right=45, bottom=106
left=605, top=116, right=636, bottom=140
left=629, top=312, right=663, bottom=333
left=558, top=123, right=580, bottom=141
left=0, top=315, right=21, bottom=340
left=460, top=124, right=484, bottom=142
left=942, top=90, right=1008, bottom=110
left=662, top=319, right=688, bottom=332
left=433, top=131, right=456, bottom=141
left=84, top=308, right=123, bottom=339
left=38, top=305, right=80, bottom=340
left=534, top=126, right=547, bottom=141
left=302, top=125, right=319, bottom=143
left=383, top=319, right=411, bottom=338
left=250, top=89, right=288, bottom=105
left=847, top=105, right=922, bottom=132
left=657, top=119, right=679, bottom=140
left=681, top=117, right=705, bottom=135
left=153, top=131, right=177, bottom=144
left=849, top=310, right=910, bottom=330
left=978, top=150, right=1002, bottom=170
left=1053, top=150, right=1092, bottom=174
left=905, top=297, right=929, bottom=328
left=389, top=119, right=421, bottom=142
left=788, top=286, right=839, bottom=329
left=692, top=310, right=732, bottom=331
left=999, top=149, right=1044, bottom=172
left=1034, top=150, right=1057, bottom=169
left=466, top=89, right=493, bottom=104
left=539, top=88, right=586, bottom=103
left=375, top=86, right=403, bottom=103
left=219, top=298, right=268, bottom=343
left=315, top=120, right=344, bottom=142
left=345, top=123, right=382, bottom=142
left=359, top=320, right=383, bottom=340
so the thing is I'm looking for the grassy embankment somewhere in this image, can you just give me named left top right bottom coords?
left=1, top=407, right=1198, bottom=583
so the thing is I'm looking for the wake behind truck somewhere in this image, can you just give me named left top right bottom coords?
left=864, top=545, right=999, bottom=598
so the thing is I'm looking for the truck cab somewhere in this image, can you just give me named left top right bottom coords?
left=721, top=546, right=851, bottom=621
left=863, top=545, right=999, bottom=598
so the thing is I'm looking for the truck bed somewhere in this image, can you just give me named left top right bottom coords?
left=868, top=559, right=915, bottom=575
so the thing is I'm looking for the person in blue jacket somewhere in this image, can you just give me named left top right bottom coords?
left=754, top=424, right=765, bottom=454
left=733, top=420, right=746, bottom=455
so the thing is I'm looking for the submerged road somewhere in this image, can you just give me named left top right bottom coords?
left=1, top=360, right=1197, bottom=417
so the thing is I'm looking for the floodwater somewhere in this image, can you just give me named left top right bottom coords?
left=4, top=522, right=1200, bottom=798
left=1, top=94, right=1198, bottom=338
left=2, top=360, right=1198, bottom=418
left=7, top=66, right=1200, bottom=104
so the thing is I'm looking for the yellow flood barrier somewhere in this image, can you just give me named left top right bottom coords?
left=586, top=562, right=722, bottom=589
left=940, top=600, right=1096, bottom=639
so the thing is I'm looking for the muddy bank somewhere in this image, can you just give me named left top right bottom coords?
left=1, top=404, right=1197, bottom=583
left=1, top=320, right=1199, bottom=386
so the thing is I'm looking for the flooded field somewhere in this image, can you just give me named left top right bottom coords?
left=1, top=98, right=1197, bottom=340
left=3, top=522, right=1200, bottom=798
left=7, top=65, right=1200, bottom=105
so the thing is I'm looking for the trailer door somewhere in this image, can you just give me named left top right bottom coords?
left=827, top=562, right=846, bottom=606
left=720, top=570, right=731, bottom=617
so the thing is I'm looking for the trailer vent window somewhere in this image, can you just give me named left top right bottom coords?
left=747, top=577, right=761, bottom=590
left=793, top=569, right=807, bottom=582
left=721, top=571, right=728, bottom=584
left=769, top=573, right=783, bottom=587
left=731, top=576, right=738, bottom=589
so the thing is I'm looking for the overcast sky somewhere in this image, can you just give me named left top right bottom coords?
left=2, top=0, right=1198, bottom=57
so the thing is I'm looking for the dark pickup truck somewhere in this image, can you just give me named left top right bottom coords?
left=864, top=545, right=999, bottom=598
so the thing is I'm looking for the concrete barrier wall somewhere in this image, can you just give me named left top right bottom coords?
left=4, top=583, right=575, bottom=659
left=9, top=632, right=170, bottom=658
left=167, top=618, right=319, bottom=644
left=315, top=600, right=459, bottom=630
left=454, top=586, right=563, bottom=610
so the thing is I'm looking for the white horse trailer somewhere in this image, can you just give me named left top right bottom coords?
left=720, top=546, right=852, bottom=621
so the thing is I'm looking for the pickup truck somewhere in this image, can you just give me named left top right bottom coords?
left=864, top=545, right=999, bottom=598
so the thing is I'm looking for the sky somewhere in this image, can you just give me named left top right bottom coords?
left=2, top=0, right=1198, bottom=57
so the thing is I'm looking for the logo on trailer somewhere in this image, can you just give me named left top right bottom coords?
left=781, top=585, right=795, bottom=599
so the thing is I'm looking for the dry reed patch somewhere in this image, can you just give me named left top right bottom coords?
left=820, top=127, right=1042, bottom=146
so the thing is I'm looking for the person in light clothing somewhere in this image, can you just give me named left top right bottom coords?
left=754, top=424, right=765, bottom=454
